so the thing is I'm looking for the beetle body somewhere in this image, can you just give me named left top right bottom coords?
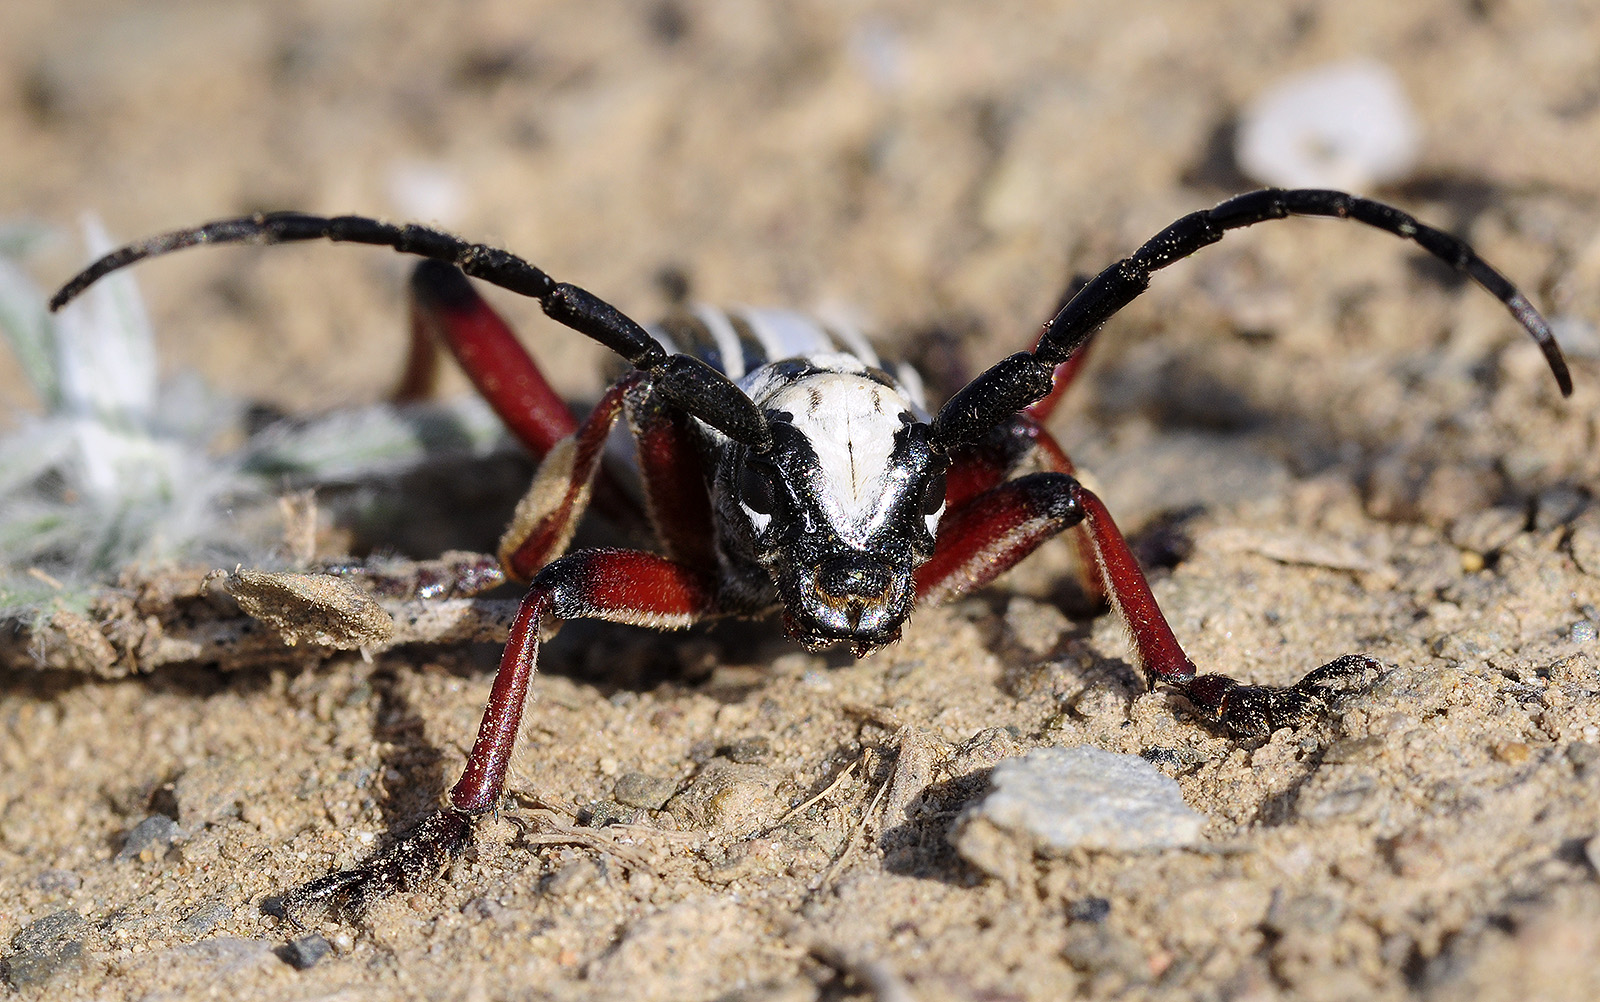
left=49, top=188, right=1573, bottom=916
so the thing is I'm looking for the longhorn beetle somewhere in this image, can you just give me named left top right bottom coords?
left=51, top=188, right=1573, bottom=916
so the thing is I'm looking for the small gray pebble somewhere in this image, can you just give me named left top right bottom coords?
left=1566, top=743, right=1600, bottom=777
left=176, top=938, right=276, bottom=976
left=1570, top=526, right=1600, bottom=577
left=277, top=934, right=332, bottom=970
left=613, top=772, right=677, bottom=810
left=1263, top=892, right=1344, bottom=934
left=172, top=760, right=246, bottom=827
left=1448, top=507, right=1526, bottom=554
left=1061, top=923, right=1149, bottom=984
left=544, top=859, right=599, bottom=897
left=665, top=759, right=784, bottom=831
left=4, top=910, right=88, bottom=988
left=9, top=910, right=85, bottom=948
left=1139, top=746, right=1206, bottom=772
left=1533, top=485, right=1588, bottom=531
left=32, top=869, right=81, bottom=893
left=1321, top=737, right=1386, bottom=765
left=579, top=800, right=638, bottom=827
left=176, top=899, right=232, bottom=937
left=721, top=736, right=771, bottom=764
left=116, top=815, right=181, bottom=862
left=1297, top=778, right=1376, bottom=822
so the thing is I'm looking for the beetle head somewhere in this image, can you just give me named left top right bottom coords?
left=714, top=356, right=947, bottom=657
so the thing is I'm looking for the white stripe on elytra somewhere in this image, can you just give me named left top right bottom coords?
left=692, top=304, right=747, bottom=380
left=650, top=323, right=680, bottom=357
left=735, top=306, right=791, bottom=362
left=821, top=316, right=880, bottom=369
left=894, top=362, right=928, bottom=414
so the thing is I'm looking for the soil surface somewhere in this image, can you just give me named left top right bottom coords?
left=3, top=2, right=1600, bottom=1000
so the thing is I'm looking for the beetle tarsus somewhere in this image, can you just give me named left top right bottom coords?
left=1185, top=654, right=1382, bottom=738
left=276, top=808, right=476, bottom=921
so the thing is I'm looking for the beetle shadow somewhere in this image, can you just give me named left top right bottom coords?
left=876, top=767, right=997, bottom=887
left=359, top=665, right=452, bottom=833
left=317, top=450, right=539, bottom=560
left=527, top=608, right=859, bottom=702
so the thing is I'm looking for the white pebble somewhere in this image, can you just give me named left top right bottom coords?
left=957, top=746, right=1206, bottom=858
left=386, top=160, right=466, bottom=226
left=1236, top=60, right=1420, bottom=191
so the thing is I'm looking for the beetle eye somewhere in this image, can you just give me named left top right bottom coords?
left=918, top=471, right=948, bottom=516
left=739, top=460, right=783, bottom=517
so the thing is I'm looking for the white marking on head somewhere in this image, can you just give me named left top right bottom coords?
left=755, top=362, right=920, bottom=545
left=743, top=504, right=773, bottom=534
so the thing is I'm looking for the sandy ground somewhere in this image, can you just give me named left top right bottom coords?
left=3, top=1, right=1600, bottom=999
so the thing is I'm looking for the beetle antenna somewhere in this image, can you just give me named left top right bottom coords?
left=931, top=188, right=1573, bottom=452
left=50, top=213, right=773, bottom=452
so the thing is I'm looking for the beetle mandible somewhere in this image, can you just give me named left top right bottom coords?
left=50, top=187, right=1573, bottom=916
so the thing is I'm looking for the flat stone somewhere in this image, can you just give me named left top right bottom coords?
left=1061, top=923, right=1150, bottom=987
left=32, top=869, right=81, bottom=893
left=172, top=759, right=248, bottom=827
left=579, top=800, right=639, bottom=827
left=116, top=815, right=182, bottom=863
left=585, top=899, right=762, bottom=1002
left=163, top=938, right=276, bottom=977
left=952, top=747, right=1207, bottom=878
left=1565, top=743, right=1600, bottom=777
left=1571, top=522, right=1600, bottom=578
left=4, top=910, right=88, bottom=988
left=1235, top=59, right=1419, bottom=190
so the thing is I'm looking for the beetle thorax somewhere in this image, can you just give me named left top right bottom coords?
left=759, top=373, right=918, bottom=541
